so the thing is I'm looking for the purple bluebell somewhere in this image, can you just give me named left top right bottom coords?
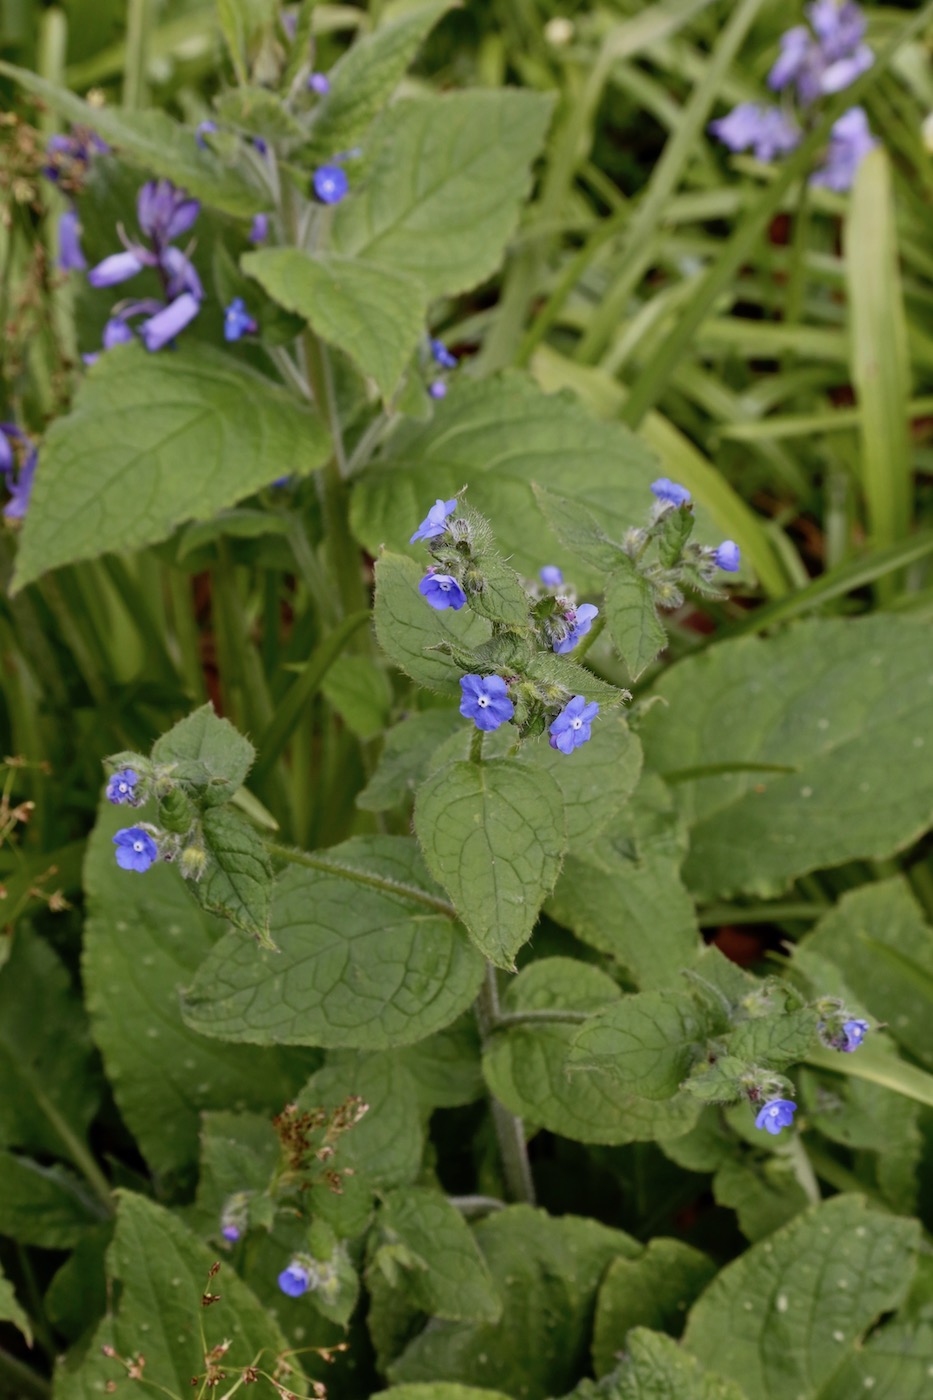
left=107, top=768, right=140, bottom=805
left=768, top=2, right=872, bottom=105
left=0, top=425, right=38, bottom=521
left=540, top=565, right=563, bottom=588
left=162, top=244, right=204, bottom=301
left=411, top=497, right=457, bottom=544
left=841, top=1018, right=869, bottom=1052
left=249, top=213, right=269, bottom=244
left=139, top=294, right=201, bottom=352
left=42, top=127, right=108, bottom=183
left=313, top=165, right=349, bottom=204
left=430, top=338, right=457, bottom=370
left=113, top=827, right=158, bottom=873
left=308, top=72, right=330, bottom=94
left=195, top=120, right=218, bottom=149
left=768, top=26, right=813, bottom=93
left=651, top=478, right=691, bottom=507
left=554, top=603, right=599, bottom=655
left=811, top=106, right=876, bottom=192
left=808, top=1, right=866, bottom=60
left=224, top=297, right=257, bottom=342
left=755, top=1098, right=797, bottom=1135
left=709, top=103, right=801, bottom=161
left=419, top=573, right=466, bottom=611
left=57, top=207, right=86, bottom=272
left=428, top=381, right=447, bottom=400
left=459, top=675, right=515, bottom=732
left=278, top=1260, right=310, bottom=1298
left=714, top=540, right=741, bottom=572
left=549, top=695, right=599, bottom=754
left=253, top=137, right=269, bottom=157
left=88, top=250, right=146, bottom=288
left=137, top=179, right=200, bottom=243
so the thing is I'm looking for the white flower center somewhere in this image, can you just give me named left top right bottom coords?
left=478, top=696, right=489, bottom=707
left=133, top=841, right=144, bottom=853
left=571, top=718, right=583, bottom=730
left=119, top=782, right=129, bottom=793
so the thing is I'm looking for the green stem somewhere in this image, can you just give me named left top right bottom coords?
left=30, top=1077, right=114, bottom=1214
left=0, top=1347, right=50, bottom=1400
left=448, top=1194, right=507, bottom=1217
left=469, top=726, right=484, bottom=765
left=784, top=1134, right=821, bottom=1207
left=266, top=842, right=456, bottom=917
left=492, top=1007, right=589, bottom=1029
left=167, top=569, right=207, bottom=704
left=475, top=964, right=536, bottom=1205
left=122, top=0, right=153, bottom=109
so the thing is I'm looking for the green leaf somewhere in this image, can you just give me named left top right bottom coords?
left=465, top=553, right=531, bottom=628
left=183, top=836, right=484, bottom=1048
left=389, top=1205, right=640, bottom=1399
left=414, top=759, right=566, bottom=970
left=376, top=1188, right=502, bottom=1323
left=592, top=1243, right=718, bottom=1378
left=0, top=1151, right=101, bottom=1248
left=216, top=0, right=277, bottom=83
left=712, top=1158, right=810, bottom=1245
left=568, top=990, right=707, bottom=1100
left=303, top=1, right=455, bottom=159
left=84, top=803, right=315, bottom=1180
left=532, top=484, right=626, bottom=573
left=800, top=1068, right=921, bottom=1213
left=191, top=1110, right=280, bottom=1236
left=244, top=249, right=426, bottom=398
left=548, top=774, right=701, bottom=988
left=398, top=1016, right=484, bottom=1111
left=0, top=63, right=263, bottom=215
left=300, top=1051, right=425, bottom=1189
left=321, top=654, right=393, bottom=741
left=640, top=616, right=933, bottom=899
left=381, top=1389, right=513, bottom=1400
left=584, top=1328, right=749, bottom=1400
left=352, top=374, right=658, bottom=590
left=524, top=651, right=629, bottom=706
left=193, top=805, right=274, bottom=947
left=683, top=1195, right=921, bottom=1400
left=374, top=553, right=492, bottom=697
left=517, top=710, right=642, bottom=847
left=0, top=1259, right=30, bottom=1344
left=357, top=710, right=462, bottom=813
left=333, top=91, right=554, bottom=299
left=605, top=562, right=668, bottom=681
left=483, top=959, right=700, bottom=1146
left=723, top=1010, right=818, bottom=1069
left=13, top=345, right=328, bottom=591
left=151, top=703, right=255, bottom=805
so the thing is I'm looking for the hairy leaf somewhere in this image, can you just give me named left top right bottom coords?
left=592, top=1244, right=718, bottom=1378
left=375, top=1187, right=502, bottom=1322
left=568, top=990, right=707, bottom=1100
left=374, top=553, right=492, bottom=696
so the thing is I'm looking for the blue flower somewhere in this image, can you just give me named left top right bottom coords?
left=278, top=1260, right=310, bottom=1298
left=811, top=106, right=876, bottom=192
left=419, top=573, right=466, bottom=611
left=410, top=497, right=457, bottom=544
left=139, top=293, right=201, bottom=353
left=553, top=603, right=599, bottom=655
left=58, top=208, right=86, bottom=272
left=249, top=213, right=269, bottom=244
left=113, top=827, right=158, bottom=873
left=841, top=1018, right=869, bottom=1053
left=313, top=165, right=349, bottom=204
left=768, top=3, right=872, bottom=105
left=0, top=425, right=38, bottom=521
left=430, top=338, right=457, bottom=370
left=428, top=381, right=447, bottom=400
left=540, top=565, right=563, bottom=588
left=755, top=1098, right=797, bottom=1135
left=549, top=695, right=599, bottom=753
left=137, top=178, right=200, bottom=243
left=222, top=1224, right=241, bottom=1242
left=224, top=297, right=257, bottom=342
left=714, top=540, right=741, bottom=572
left=195, top=119, right=218, bottom=149
left=88, top=249, right=146, bottom=288
left=107, top=768, right=140, bottom=805
left=650, top=478, right=691, bottom=507
left=709, top=103, right=801, bottom=161
left=103, top=317, right=136, bottom=350
left=308, top=72, right=330, bottom=94
left=459, top=675, right=515, bottom=732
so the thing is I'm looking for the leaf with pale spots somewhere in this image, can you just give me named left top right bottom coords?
left=723, top=1010, right=819, bottom=1068
left=583, top=1328, right=748, bottom=1400
left=414, top=759, right=566, bottom=970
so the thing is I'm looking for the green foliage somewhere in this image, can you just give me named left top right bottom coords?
left=592, top=1243, right=717, bottom=1377
left=373, top=1188, right=501, bottom=1323
left=569, top=990, right=711, bottom=1100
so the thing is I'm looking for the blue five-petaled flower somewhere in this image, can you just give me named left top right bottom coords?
left=841, top=1018, right=869, bottom=1052
left=549, top=695, right=599, bottom=753
left=419, top=573, right=466, bottom=611
left=755, top=1098, right=797, bottom=1135
left=113, top=827, right=158, bottom=873
left=410, top=498, right=457, bottom=544
left=651, top=478, right=691, bottom=507
left=313, top=165, right=349, bottom=204
left=106, top=768, right=140, bottom=805
left=224, top=297, right=257, bottom=343
left=554, top=603, right=599, bottom=654
left=459, top=675, right=515, bottom=732
left=278, top=1259, right=311, bottom=1298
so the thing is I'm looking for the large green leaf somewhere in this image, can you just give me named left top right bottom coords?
left=683, top=1195, right=920, bottom=1400
left=84, top=803, right=314, bottom=1180
left=357, top=709, right=463, bottom=813
left=0, top=1259, right=30, bottom=1344
left=640, top=616, right=933, bottom=899
left=299, top=1051, right=426, bottom=1189
left=414, top=758, right=566, bottom=970
left=244, top=250, right=426, bottom=398
left=353, top=374, right=658, bottom=588
left=0, top=1151, right=102, bottom=1248
left=583, top=1328, right=748, bottom=1400
left=13, top=344, right=328, bottom=591
left=151, top=703, right=255, bottom=805
left=483, top=960, right=699, bottom=1146
left=389, top=1206, right=640, bottom=1399
left=592, top=1243, right=717, bottom=1378
left=0, top=63, right=263, bottom=215
left=193, top=805, right=274, bottom=946
left=332, top=91, right=554, bottom=299
left=374, top=553, right=492, bottom=697
left=711, top=1157, right=810, bottom=1245
left=183, top=837, right=484, bottom=1047
left=375, top=1187, right=502, bottom=1322
left=568, top=990, right=708, bottom=1100
left=604, top=562, right=668, bottom=681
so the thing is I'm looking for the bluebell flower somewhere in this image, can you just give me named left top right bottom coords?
left=410, top=497, right=457, bottom=544
left=113, top=827, right=158, bottom=873
left=768, top=25, right=813, bottom=93
left=651, top=478, right=691, bottom=507
left=0, top=425, right=38, bottom=521
left=249, top=213, right=269, bottom=244
left=553, top=603, right=599, bottom=654
left=42, top=127, right=108, bottom=185
left=88, top=250, right=146, bottom=289
left=278, top=1260, right=310, bottom=1298
left=841, top=1018, right=869, bottom=1052
left=308, top=72, right=330, bottom=94
left=540, top=565, right=564, bottom=588
left=419, top=573, right=466, bottom=611
left=195, top=119, right=218, bottom=149
left=709, top=103, right=802, bottom=161
left=139, top=293, right=201, bottom=353
left=811, top=106, right=876, bottom=192
left=106, top=768, right=140, bottom=805
left=102, top=317, right=136, bottom=350
left=768, top=2, right=872, bottom=104
left=58, top=208, right=86, bottom=272
left=430, top=338, right=458, bottom=370
left=137, top=179, right=200, bottom=243
left=162, top=244, right=204, bottom=301
left=224, top=297, right=257, bottom=342
left=428, top=381, right=447, bottom=400
left=549, top=695, right=599, bottom=753
left=459, top=675, right=515, bottom=732
left=755, top=1098, right=797, bottom=1135
left=313, top=165, right=349, bottom=204
left=714, top=540, right=741, bottom=572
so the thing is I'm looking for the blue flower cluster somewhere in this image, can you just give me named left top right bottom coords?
left=42, top=126, right=108, bottom=274
left=650, top=479, right=740, bottom=573
left=709, top=1, right=876, bottom=192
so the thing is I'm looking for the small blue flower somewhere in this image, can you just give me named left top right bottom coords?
left=428, top=381, right=447, bottom=400
left=841, top=1018, right=869, bottom=1053
left=709, top=103, right=801, bottom=161
left=224, top=297, right=257, bottom=343
left=410, top=497, right=457, bottom=544
left=755, top=1098, right=797, bottom=1135
left=103, top=317, right=136, bottom=351
left=811, top=106, right=876, bottom=192
left=430, top=338, right=457, bottom=370
left=459, top=675, right=515, bottom=732
left=139, top=293, right=201, bottom=352
left=313, top=165, right=349, bottom=204
left=540, top=565, right=564, bottom=588
left=308, top=72, right=330, bottom=94
left=107, top=768, right=140, bottom=805
left=222, top=1223, right=241, bottom=1242
left=419, top=573, right=466, bottom=611
left=715, top=540, right=741, bottom=572
left=253, top=136, right=269, bottom=157
left=113, top=827, right=158, bottom=873
left=195, top=119, right=218, bottom=149
left=278, top=1260, right=310, bottom=1298
left=249, top=213, right=269, bottom=244
left=549, top=695, right=599, bottom=753
left=58, top=207, right=86, bottom=272
left=553, top=603, right=599, bottom=655
left=650, top=478, right=691, bottom=507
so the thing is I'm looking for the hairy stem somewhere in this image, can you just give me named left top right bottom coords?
left=476, top=964, right=537, bottom=1205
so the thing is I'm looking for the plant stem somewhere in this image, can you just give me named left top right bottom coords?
left=123, top=0, right=153, bottom=110
left=475, top=964, right=537, bottom=1205
left=448, top=1194, right=507, bottom=1217
left=492, top=1007, right=589, bottom=1029
left=30, top=1075, right=114, bottom=1215
left=0, top=1347, right=50, bottom=1400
